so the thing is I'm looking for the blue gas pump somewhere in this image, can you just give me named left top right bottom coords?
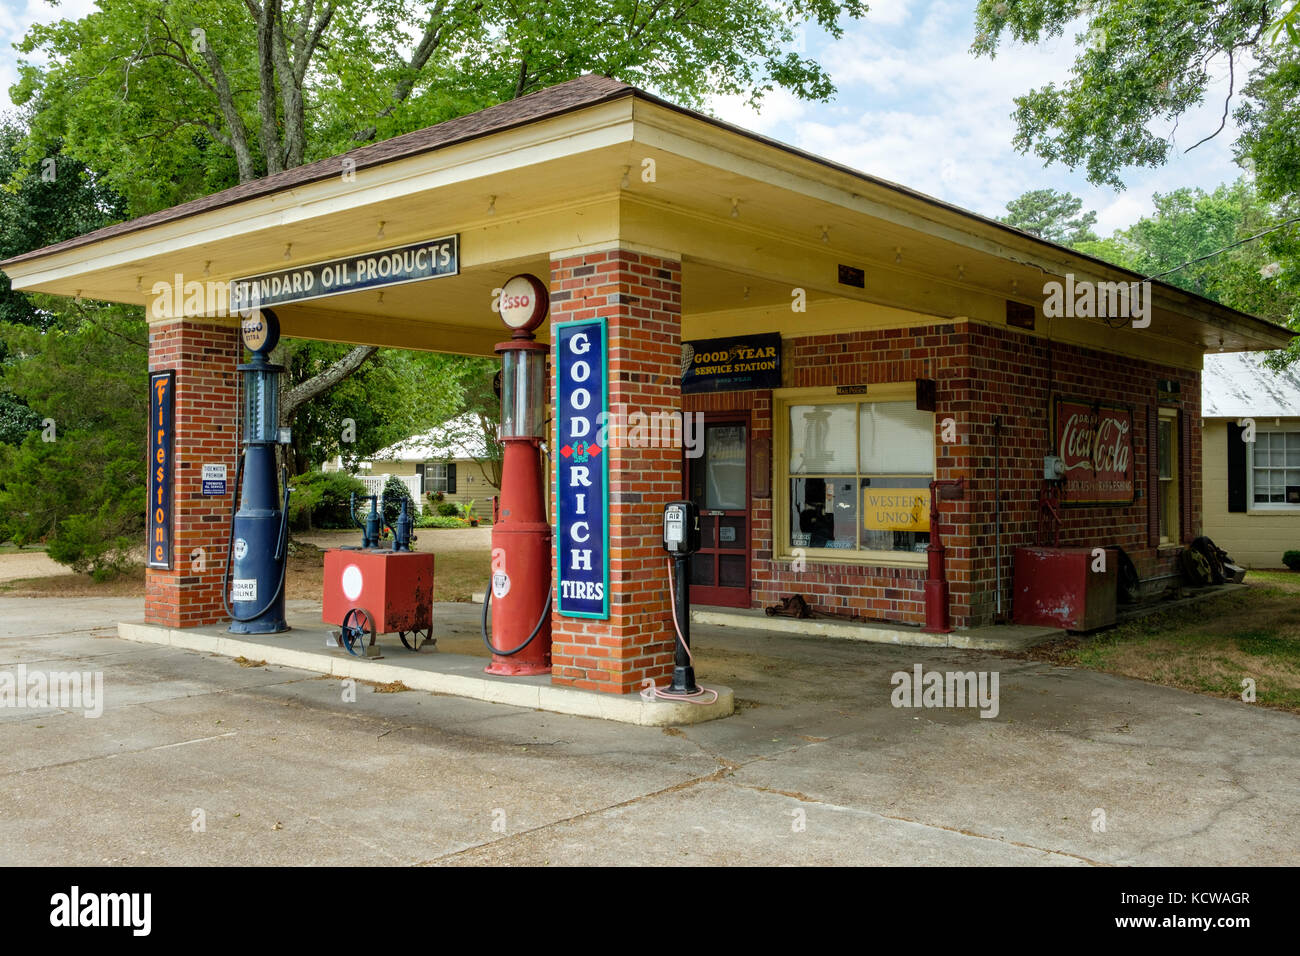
left=224, top=307, right=292, bottom=634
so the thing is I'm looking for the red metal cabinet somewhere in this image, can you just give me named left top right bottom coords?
left=322, top=549, right=434, bottom=634
left=1012, top=546, right=1117, bottom=631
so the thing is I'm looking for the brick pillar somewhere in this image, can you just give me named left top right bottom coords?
left=549, top=249, right=682, bottom=693
left=146, top=320, right=241, bottom=627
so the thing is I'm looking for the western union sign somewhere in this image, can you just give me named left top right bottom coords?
left=862, top=487, right=930, bottom=533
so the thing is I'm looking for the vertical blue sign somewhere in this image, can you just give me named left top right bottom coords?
left=148, top=371, right=175, bottom=570
left=555, top=318, right=609, bottom=619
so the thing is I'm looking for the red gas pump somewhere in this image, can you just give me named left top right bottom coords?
left=480, top=274, right=553, bottom=675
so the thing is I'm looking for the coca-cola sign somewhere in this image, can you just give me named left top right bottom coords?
left=1053, top=397, right=1135, bottom=505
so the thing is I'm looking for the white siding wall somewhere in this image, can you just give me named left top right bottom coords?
left=1203, top=419, right=1300, bottom=567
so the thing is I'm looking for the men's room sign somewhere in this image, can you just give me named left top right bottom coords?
left=147, top=371, right=175, bottom=569
left=555, top=318, right=609, bottom=619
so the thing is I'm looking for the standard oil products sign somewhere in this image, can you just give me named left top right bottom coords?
left=230, top=236, right=458, bottom=311
left=555, top=318, right=609, bottom=619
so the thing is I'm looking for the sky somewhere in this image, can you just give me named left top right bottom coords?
left=0, top=0, right=1247, bottom=236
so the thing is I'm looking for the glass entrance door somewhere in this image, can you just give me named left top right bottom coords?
left=687, top=418, right=750, bottom=607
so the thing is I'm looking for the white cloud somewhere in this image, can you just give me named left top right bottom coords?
left=0, top=0, right=101, bottom=112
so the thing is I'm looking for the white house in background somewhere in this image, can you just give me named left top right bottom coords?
left=362, top=413, right=500, bottom=520
left=1202, top=351, right=1300, bottom=568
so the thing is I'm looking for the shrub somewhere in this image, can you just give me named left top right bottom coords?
left=45, top=511, right=137, bottom=581
left=381, top=475, right=417, bottom=527
left=436, top=501, right=460, bottom=517
left=288, top=470, right=369, bottom=530
left=1284, top=551, right=1300, bottom=571
left=425, top=515, right=470, bottom=528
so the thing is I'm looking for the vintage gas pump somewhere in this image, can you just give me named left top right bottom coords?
left=480, top=274, right=553, bottom=675
left=224, top=308, right=292, bottom=634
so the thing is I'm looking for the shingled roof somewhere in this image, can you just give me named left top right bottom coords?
left=0, top=74, right=636, bottom=267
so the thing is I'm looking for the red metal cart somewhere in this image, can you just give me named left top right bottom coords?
left=322, top=548, right=435, bottom=654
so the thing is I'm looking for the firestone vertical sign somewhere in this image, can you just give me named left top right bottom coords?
left=555, top=318, right=609, bottom=618
left=148, top=371, right=175, bottom=569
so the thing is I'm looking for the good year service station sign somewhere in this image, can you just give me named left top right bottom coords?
left=555, top=318, right=609, bottom=618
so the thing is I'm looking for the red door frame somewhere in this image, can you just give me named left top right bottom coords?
left=684, top=411, right=752, bottom=608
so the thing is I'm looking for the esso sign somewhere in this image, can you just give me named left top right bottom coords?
left=498, top=274, right=549, bottom=332
left=240, top=307, right=280, bottom=354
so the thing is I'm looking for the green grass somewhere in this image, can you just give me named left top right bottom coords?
left=1025, top=576, right=1300, bottom=713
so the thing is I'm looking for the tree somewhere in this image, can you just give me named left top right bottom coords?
left=0, top=117, right=128, bottom=444
left=12, top=0, right=869, bottom=419
left=973, top=1, right=1300, bottom=363
left=1001, top=188, right=1099, bottom=245
left=1075, top=180, right=1300, bottom=354
left=0, top=302, right=149, bottom=577
left=971, top=0, right=1292, bottom=191
left=279, top=340, right=479, bottom=473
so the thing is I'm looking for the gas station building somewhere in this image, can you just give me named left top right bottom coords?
left=2, top=75, right=1291, bottom=696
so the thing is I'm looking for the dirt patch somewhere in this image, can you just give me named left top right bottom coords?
left=0, top=541, right=489, bottom=606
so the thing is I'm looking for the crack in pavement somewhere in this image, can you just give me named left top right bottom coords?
left=729, top=782, right=1107, bottom=865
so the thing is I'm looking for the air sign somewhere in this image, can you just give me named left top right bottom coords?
left=555, top=318, right=609, bottom=618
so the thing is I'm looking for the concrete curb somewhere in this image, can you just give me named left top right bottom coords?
left=116, top=621, right=733, bottom=727
left=690, top=608, right=1061, bottom=651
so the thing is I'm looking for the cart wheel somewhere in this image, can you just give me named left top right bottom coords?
left=397, top=628, right=430, bottom=652
left=340, top=607, right=375, bottom=656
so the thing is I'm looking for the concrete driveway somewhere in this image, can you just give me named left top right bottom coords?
left=1, top=596, right=1296, bottom=865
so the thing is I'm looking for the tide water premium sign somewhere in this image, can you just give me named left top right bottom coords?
left=555, top=318, right=609, bottom=618
left=147, top=371, right=175, bottom=569
left=1053, top=396, right=1135, bottom=505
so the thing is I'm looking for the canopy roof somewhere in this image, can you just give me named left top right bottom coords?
left=3, top=75, right=1291, bottom=365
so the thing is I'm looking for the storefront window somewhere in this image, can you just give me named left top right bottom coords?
left=1250, top=430, right=1300, bottom=507
left=785, top=398, right=934, bottom=558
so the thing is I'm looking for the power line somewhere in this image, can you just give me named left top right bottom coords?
left=1142, top=215, right=1300, bottom=283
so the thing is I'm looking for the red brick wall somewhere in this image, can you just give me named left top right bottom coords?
left=145, top=320, right=241, bottom=627
left=548, top=250, right=681, bottom=693
left=685, top=321, right=1201, bottom=628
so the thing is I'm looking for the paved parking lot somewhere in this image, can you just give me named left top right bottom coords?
left=2, top=596, right=1297, bottom=865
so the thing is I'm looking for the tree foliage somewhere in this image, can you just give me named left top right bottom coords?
left=1001, top=187, right=1099, bottom=244
left=0, top=303, right=149, bottom=577
left=12, top=0, right=869, bottom=214
left=1075, top=180, right=1300, bottom=353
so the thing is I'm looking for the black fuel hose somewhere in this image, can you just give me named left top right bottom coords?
left=480, top=582, right=552, bottom=656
